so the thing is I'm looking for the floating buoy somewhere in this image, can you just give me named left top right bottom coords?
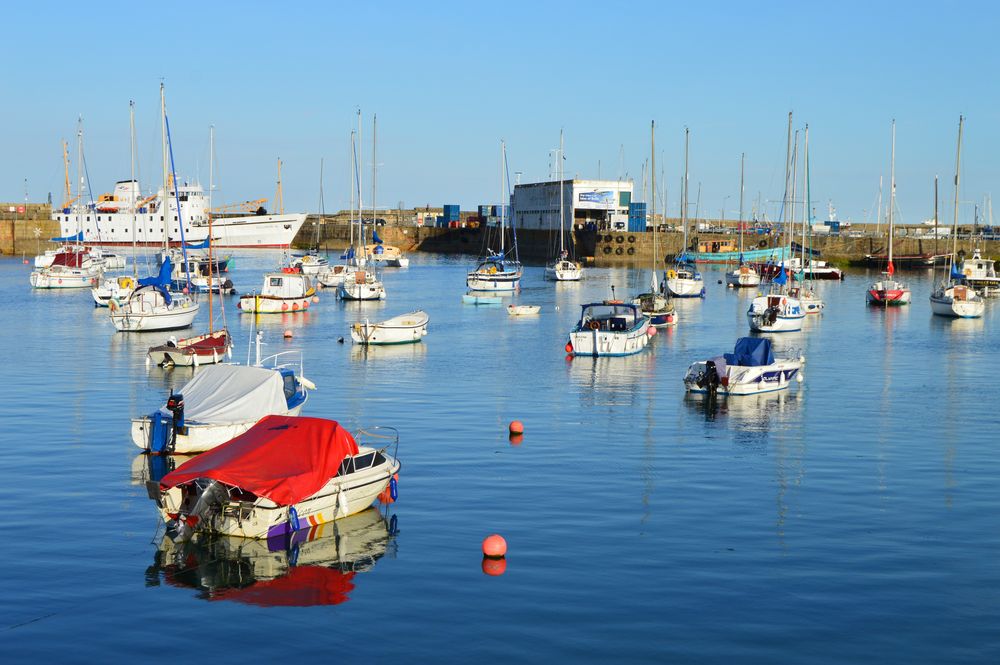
left=717, top=279, right=723, bottom=284
left=482, top=534, right=507, bottom=558
left=312, top=296, right=320, bottom=303
left=647, top=326, right=657, bottom=336
left=509, top=433, right=523, bottom=446
left=508, top=420, right=524, bottom=435
left=482, top=557, right=507, bottom=576
left=22, top=259, right=29, bottom=265
left=283, top=329, right=293, bottom=338
left=564, top=342, right=573, bottom=354
left=183, top=287, right=189, bottom=294
left=337, top=336, right=344, bottom=344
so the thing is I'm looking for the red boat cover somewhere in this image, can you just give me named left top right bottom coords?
left=52, top=250, right=87, bottom=267
left=160, top=416, right=359, bottom=505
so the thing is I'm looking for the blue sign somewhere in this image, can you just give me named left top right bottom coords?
left=579, top=190, right=615, bottom=205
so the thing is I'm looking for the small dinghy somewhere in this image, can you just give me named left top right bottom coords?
left=507, top=304, right=541, bottom=316
left=131, top=362, right=311, bottom=454
left=683, top=337, right=804, bottom=396
left=147, top=416, right=400, bottom=541
left=462, top=293, right=502, bottom=305
left=146, top=329, right=233, bottom=367
left=351, top=310, right=428, bottom=345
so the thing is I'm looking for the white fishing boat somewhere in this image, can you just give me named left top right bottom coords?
left=867, top=120, right=910, bottom=307
left=291, top=253, right=330, bottom=275
left=747, top=287, right=805, bottom=333
left=147, top=416, right=400, bottom=541
left=110, top=284, right=199, bottom=332
left=29, top=260, right=102, bottom=289
left=931, top=116, right=985, bottom=319
left=960, top=248, right=1000, bottom=297
left=239, top=272, right=315, bottom=313
left=726, top=154, right=762, bottom=289
left=146, top=329, right=233, bottom=367
left=567, top=301, right=651, bottom=357
left=462, top=293, right=502, bottom=305
left=544, top=130, right=582, bottom=282
left=366, top=241, right=410, bottom=268
left=351, top=310, right=428, bottom=345
left=131, top=359, right=311, bottom=454
left=666, top=128, right=706, bottom=299
left=507, top=304, right=541, bottom=316
left=468, top=141, right=522, bottom=292
left=683, top=337, right=804, bottom=396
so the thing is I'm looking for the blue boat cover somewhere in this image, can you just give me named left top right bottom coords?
left=149, top=411, right=173, bottom=453
left=184, top=238, right=210, bottom=249
left=373, top=229, right=383, bottom=244
left=50, top=230, right=84, bottom=242
left=773, top=263, right=788, bottom=285
left=139, top=257, right=173, bottom=288
left=951, top=262, right=964, bottom=280
left=724, top=337, right=775, bottom=367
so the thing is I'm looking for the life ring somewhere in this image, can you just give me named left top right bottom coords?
left=616, top=235, right=625, bottom=244
left=588, top=320, right=601, bottom=330
left=628, top=235, right=636, bottom=243
left=758, top=239, right=768, bottom=248
left=615, top=247, right=624, bottom=255
left=666, top=270, right=677, bottom=280
left=626, top=247, right=635, bottom=255
left=603, top=246, right=612, bottom=254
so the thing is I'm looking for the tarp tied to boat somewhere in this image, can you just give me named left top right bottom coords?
left=167, top=365, right=288, bottom=424
left=160, top=416, right=360, bottom=506
left=724, top=337, right=775, bottom=367
left=139, top=257, right=173, bottom=288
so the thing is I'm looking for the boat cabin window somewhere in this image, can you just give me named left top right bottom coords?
left=283, top=374, right=297, bottom=400
left=337, top=450, right=386, bottom=476
left=270, top=277, right=283, bottom=287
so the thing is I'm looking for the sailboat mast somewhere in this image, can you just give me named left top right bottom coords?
left=316, top=158, right=324, bottom=248
left=650, top=120, right=656, bottom=239
left=160, top=84, right=169, bottom=250
left=559, top=128, right=565, bottom=255
left=738, top=152, right=745, bottom=257
left=500, top=140, right=506, bottom=256
left=934, top=175, right=939, bottom=257
left=782, top=112, right=792, bottom=263
left=76, top=119, right=84, bottom=248
left=357, top=110, right=363, bottom=253
left=372, top=113, right=377, bottom=253
left=789, top=129, right=798, bottom=266
left=349, top=130, right=356, bottom=250
left=130, top=101, right=138, bottom=276
left=681, top=127, right=689, bottom=248
left=207, top=125, right=215, bottom=333
left=951, top=115, right=964, bottom=273
left=888, top=119, right=896, bottom=268
left=802, top=125, right=809, bottom=268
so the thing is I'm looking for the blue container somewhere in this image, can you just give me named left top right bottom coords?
left=627, top=217, right=646, bottom=233
left=478, top=205, right=491, bottom=218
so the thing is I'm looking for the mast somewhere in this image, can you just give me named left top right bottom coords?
left=129, top=101, right=138, bottom=277
left=372, top=113, right=377, bottom=253
left=934, top=175, right=939, bottom=257
left=738, top=152, right=745, bottom=259
left=357, top=109, right=363, bottom=255
left=788, top=129, right=798, bottom=267
left=207, top=125, right=215, bottom=333
left=888, top=119, right=896, bottom=272
left=62, top=140, right=72, bottom=209
left=160, top=83, right=169, bottom=250
left=315, top=158, right=324, bottom=249
left=349, top=130, right=356, bottom=251
left=275, top=158, right=284, bottom=215
left=500, top=140, right=506, bottom=256
left=76, top=118, right=83, bottom=248
left=951, top=115, right=964, bottom=278
left=681, top=127, right=689, bottom=253
left=802, top=125, right=809, bottom=272
left=559, top=128, right=565, bottom=257
left=650, top=120, right=656, bottom=241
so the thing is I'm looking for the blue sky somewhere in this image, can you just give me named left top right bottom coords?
left=3, top=1, right=999, bottom=224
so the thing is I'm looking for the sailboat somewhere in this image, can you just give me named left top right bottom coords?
left=147, top=125, right=232, bottom=365
left=747, top=114, right=804, bottom=333
left=790, top=125, right=824, bottom=314
left=291, top=159, right=331, bottom=276
left=930, top=115, right=985, bottom=318
left=631, top=121, right=676, bottom=326
left=467, top=140, right=522, bottom=292
left=110, top=85, right=200, bottom=332
left=544, top=130, right=582, bottom=281
left=318, top=132, right=362, bottom=288
left=867, top=120, right=911, bottom=307
left=726, top=153, right=761, bottom=288
left=30, top=120, right=104, bottom=289
left=339, top=113, right=387, bottom=301
left=665, top=128, right=705, bottom=298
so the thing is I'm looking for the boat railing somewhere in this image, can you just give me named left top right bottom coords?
left=355, top=425, right=400, bottom=461
left=258, top=349, right=305, bottom=374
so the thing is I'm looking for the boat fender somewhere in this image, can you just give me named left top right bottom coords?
left=603, top=246, right=612, bottom=254
left=288, top=543, right=300, bottom=566
left=288, top=506, right=300, bottom=533
left=626, top=247, right=635, bottom=255
left=337, top=488, right=350, bottom=515
left=389, top=476, right=398, bottom=501
left=615, top=247, right=624, bottom=255
left=389, top=513, right=399, bottom=536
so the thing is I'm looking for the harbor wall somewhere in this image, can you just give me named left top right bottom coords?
left=0, top=203, right=59, bottom=256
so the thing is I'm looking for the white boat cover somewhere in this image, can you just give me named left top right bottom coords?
left=166, top=365, right=288, bottom=424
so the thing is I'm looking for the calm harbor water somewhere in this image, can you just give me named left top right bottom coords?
left=2, top=251, right=999, bottom=663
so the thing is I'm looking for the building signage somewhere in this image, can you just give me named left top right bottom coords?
left=578, top=190, right=615, bottom=205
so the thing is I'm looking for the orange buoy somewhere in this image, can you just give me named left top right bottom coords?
left=509, top=433, right=523, bottom=446
left=312, top=296, right=320, bottom=303
left=283, top=330, right=293, bottom=338
left=482, top=534, right=507, bottom=558
left=508, top=420, right=524, bottom=435
left=482, top=557, right=507, bottom=576
left=564, top=341, right=573, bottom=354
left=647, top=326, right=657, bottom=336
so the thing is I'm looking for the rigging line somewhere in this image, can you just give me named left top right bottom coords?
left=164, top=113, right=191, bottom=290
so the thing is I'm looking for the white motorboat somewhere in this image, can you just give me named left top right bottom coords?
left=148, top=416, right=400, bottom=540
left=366, top=242, right=410, bottom=268
left=291, top=253, right=330, bottom=275
left=30, top=263, right=102, bottom=289
left=726, top=264, right=761, bottom=288
left=684, top=337, right=804, bottom=396
left=789, top=286, right=824, bottom=314
left=131, top=362, right=311, bottom=454
left=507, top=304, right=541, bottom=316
left=239, top=272, right=315, bottom=313
left=930, top=283, right=985, bottom=318
left=317, top=263, right=350, bottom=287
left=146, top=329, right=232, bottom=367
left=960, top=249, right=1000, bottom=297
left=747, top=291, right=805, bottom=333
left=568, top=301, right=651, bottom=357
left=110, top=284, right=199, bottom=332
left=92, top=274, right=138, bottom=306
left=338, top=268, right=386, bottom=301
left=351, top=310, right=428, bottom=345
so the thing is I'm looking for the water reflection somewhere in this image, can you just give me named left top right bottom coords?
left=567, top=352, right=655, bottom=406
left=144, top=507, right=397, bottom=607
left=683, top=390, right=802, bottom=447
left=350, top=342, right=428, bottom=362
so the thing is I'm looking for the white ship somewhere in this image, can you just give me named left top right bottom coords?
left=51, top=179, right=305, bottom=249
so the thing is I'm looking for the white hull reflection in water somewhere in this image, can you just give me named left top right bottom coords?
left=146, top=507, right=396, bottom=607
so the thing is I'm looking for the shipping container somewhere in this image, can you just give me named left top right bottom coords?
left=627, top=217, right=646, bottom=233
left=478, top=205, right=491, bottom=218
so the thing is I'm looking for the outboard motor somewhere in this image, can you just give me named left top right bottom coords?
left=166, top=392, right=186, bottom=436
left=704, top=360, right=721, bottom=397
left=764, top=307, right=779, bottom=325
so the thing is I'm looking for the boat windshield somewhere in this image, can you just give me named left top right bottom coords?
left=579, top=303, right=640, bottom=330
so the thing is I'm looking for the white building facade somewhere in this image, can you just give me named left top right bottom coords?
left=512, top=179, right=633, bottom=231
